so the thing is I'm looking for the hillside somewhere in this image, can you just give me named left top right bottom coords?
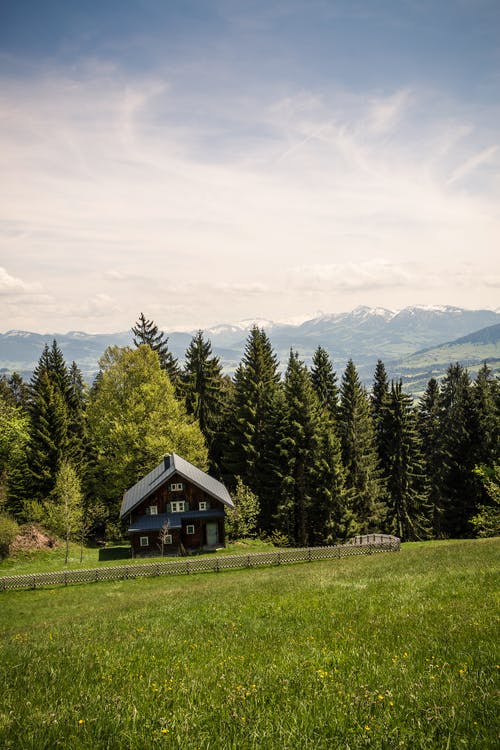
left=391, top=322, right=500, bottom=394
left=0, top=539, right=497, bottom=749
left=1, top=305, right=499, bottom=389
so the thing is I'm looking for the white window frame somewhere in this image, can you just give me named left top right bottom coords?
left=164, top=534, right=172, bottom=545
left=140, top=536, right=149, bottom=547
left=170, top=483, right=184, bottom=492
left=146, top=505, right=158, bottom=515
left=171, top=500, right=186, bottom=513
left=186, top=524, right=195, bottom=535
left=199, top=501, right=208, bottom=511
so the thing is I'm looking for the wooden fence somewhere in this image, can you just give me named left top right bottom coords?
left=0, top=534, right=400, bottom=591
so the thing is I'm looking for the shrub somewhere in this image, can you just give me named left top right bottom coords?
left=0, top=513, right=19, bottom=558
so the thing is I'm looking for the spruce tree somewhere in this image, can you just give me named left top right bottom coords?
left=275, top=351, right=318, bottom=546
left=382, top=381, right=431, bottom=540
left=132, top=312, right=181, bottom=386
left=371, top=359, right=390, bottom=500
left=275, top=351, right=350, bottom=546
left=223, top=326, right=280, bottom=498
left=256, top=385, right=290, bottom=533
left=25, top=343, right=73, bottom=503
left=183, top=331, right=225, bottom=460
left=310, top=346, right=339, bottom=421
left=338, top=359, right=385, bottom=533
left=472, top=363, right=500, bottom=468
left=418, top=378, right=444, bottom=535
left=439, top=363, right=478, bottom=536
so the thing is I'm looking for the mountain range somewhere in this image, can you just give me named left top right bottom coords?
left=1, top=305, right=499, bottom=394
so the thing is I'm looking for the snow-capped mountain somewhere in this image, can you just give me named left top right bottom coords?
left=1, top=306, right=499, bottom=386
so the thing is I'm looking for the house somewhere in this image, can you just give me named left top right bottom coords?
left=119, top=453, right=234, bottom=556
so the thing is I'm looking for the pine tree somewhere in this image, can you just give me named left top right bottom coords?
left=418, top=378, right=444, bottom=535
left=472, top=363, right=500, bottom=468
left=223, top=326, right=280, bottom=497
left=310, top=346, right=339, bottom=421
left=275, top=351, right=318, bottom=546
left=439, top=363, right=479, bottom=536
left=275, top=351, right=350, bottom=546
left=382, top=381, right=431, bottom=540
left=309, top=419, right=353, bottom=544
left=257, top=386, right=291, bottom=533
left=338, top=359, right=385, bottom=533
left=183, top=331, right=225, bottom=460
left=132, top=312, right=181, bottom=386
left=28, top=371, right=70, bottom=502
left=371, top=359, right=390, bottom=499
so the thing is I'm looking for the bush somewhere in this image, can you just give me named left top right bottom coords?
left=0, top=513, right=19, bottom=558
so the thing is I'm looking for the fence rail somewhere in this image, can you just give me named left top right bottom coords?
left=0, top=534, right=400, bottom=591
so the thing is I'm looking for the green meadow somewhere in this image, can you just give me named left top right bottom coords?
left=1, top=539, right=498, bottom=749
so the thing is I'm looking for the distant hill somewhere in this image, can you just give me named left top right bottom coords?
left=1, top=305, right=499, bottom=392
left=389, top=322, right=500, bottom=395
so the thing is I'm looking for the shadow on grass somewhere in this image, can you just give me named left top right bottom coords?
left=98, top=546, right=132, bottom=562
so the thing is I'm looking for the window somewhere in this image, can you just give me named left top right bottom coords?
left=170, top=483, right=184, bottom=492
left=164, top=534, right=172, bottom=545
left=171, top=500, right=186, bottom=513
left=140, top=536, right=149, bottom=547
left=199, top=501, right=208, bottom=511
left=146, top=505, right=158, bottom=515
left=186, top=525, right=195, bottom=535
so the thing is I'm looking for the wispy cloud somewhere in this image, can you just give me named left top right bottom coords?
left=0, top=63, right=499, bottom=331
left=447, top=145, right=499, bottom=185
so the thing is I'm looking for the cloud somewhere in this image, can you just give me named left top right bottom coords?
left=446, top=145, right=499, bottom=185
left=0, top=267, right=41, bottom=295
left=0, top=63, right=499, bottom=331
left=367, top=89, right=412, bottom=135
left=289, top=259, right=415, bottom=293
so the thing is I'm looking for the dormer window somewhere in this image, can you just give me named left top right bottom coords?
left=171, top=500, right=186, bottom=513
left=170, top=483, right=184, bottom=492
left=146, top=505, right=158, bottom=515
left=199, top=501, right=208, bottom=511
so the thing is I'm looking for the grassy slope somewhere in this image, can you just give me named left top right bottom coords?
left=1, top=538, right=498, bottom=749
left=0, top=538, right=275, bottom=575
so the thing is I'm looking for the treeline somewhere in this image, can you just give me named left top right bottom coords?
left=0, top=313, right=498, bottom=548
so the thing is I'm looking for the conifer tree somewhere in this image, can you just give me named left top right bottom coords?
left=371, top=359, right=390, bottom=498
left=338, top=359, right=385, bottom=532
left=418, top=378, right=444, bottom=535
left=310, top=346, right=339, bottom=421
left=257, top=386, right=291, bottom=533
left=223, top=326, right=280, bottom=497
left=382, top=381, right=431, bottom=540
left=472, top=363, right=500, bottom=468
left=183, top=331, right=225, bottom=460
left=275, top=351, right=350, bottom=546
left=275, top=351, right=318, bottom=546
left=132, top=312, right=181, bottom=386
left=309, top=419, right=353, bottom=544
left=438, top=363, right=478, bottom=536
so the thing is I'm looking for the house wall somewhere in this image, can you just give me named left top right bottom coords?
left=128, top=474, right=227, bottom=556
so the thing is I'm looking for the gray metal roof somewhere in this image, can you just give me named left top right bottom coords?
left=120, top=453, right=234, bottom=518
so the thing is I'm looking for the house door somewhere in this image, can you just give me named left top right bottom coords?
left=206, top=522, right=219, bottom=546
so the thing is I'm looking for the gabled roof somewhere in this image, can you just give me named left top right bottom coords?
left=119, top=453, right=234, bottom=518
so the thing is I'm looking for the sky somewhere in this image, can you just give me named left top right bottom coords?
left=1, top=0, right=499, bottom=333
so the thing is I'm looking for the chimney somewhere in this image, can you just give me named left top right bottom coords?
left=163, top=454, right=171, bottom=472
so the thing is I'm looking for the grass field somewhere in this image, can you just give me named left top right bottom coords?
left=1, top=538, right=498, bottom=749
left=0, top=537, right=276, bottom=576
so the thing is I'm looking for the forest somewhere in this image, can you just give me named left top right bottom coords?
left=0, top=312, right=499, bottom=554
